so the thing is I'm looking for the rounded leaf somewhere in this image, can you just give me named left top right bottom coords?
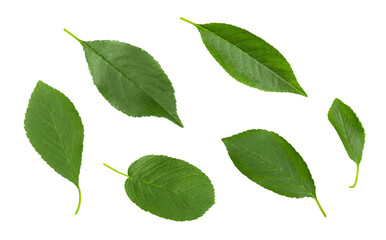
left=125, top=155, right=215, bottom=221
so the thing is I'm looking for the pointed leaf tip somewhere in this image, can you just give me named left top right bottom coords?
left=69, top=34, right=183, bottom=127
left=184, top=20, right=307, bottom=96
left=25, top=81, right=84, bottom=213
left=328, top=98, right=365, bottom=188
left=222, top=129, right=325, bottom=216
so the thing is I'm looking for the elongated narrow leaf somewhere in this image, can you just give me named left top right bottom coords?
left=181, top=18, right=307, bottom=96
left=222, top=129, right=326, bottom=217
left=24, top=81, right=84, bottom=214
left=64, top=29, right=183, bottom=127
left=328, top=98, right=365, bottom=188
left=104, top=155, right=215, bottom=221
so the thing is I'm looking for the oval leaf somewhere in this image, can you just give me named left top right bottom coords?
left=222, top=129, right=325, bottom=216
left=328, top=98, right=365, bottom=188
left=64, top=29, right=183, bottom=127
left=181, top=18, right=307, bottom=96
left=24, top=81, right=84, bottom=214
left=105, top=155, right=215, bottom=221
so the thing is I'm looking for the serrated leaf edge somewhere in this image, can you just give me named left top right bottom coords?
left=222, top=129, right=315, bottom=199
left=181, top=18, right=307, bottom=96
left=222, top=129, right=326, bottom=216
left=64, top=29, right=183, bottom=127
left=24, top=80, right=84, bottom=214
left=328, top=98, right=365, bottom=164
left=126, top=154, right=215, bottom=221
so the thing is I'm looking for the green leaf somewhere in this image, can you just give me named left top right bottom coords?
left=24, top=81, right=84, bottom=214
left=104, top=155, right=215, bottom=221
left=222, top=129, right=326, bottom=217
left=64, top=29, right=183, bottom=127
left=181, top=18, right=307, bottom=96
left=328, top=98, right=365, bottom=188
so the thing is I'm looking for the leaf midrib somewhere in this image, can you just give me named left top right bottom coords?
left=42, top=90, right=78, bottom=184
left=195, top=23, right=304, bottom=95
left=130, top=179, right=204, bottom=220
left=128, top=175, right=209, bottom=200
left=80, top=40, right=180, bottom=125
left=336, top=108, right=355, bottom=160
left=223, top=139, right=315, bottom=198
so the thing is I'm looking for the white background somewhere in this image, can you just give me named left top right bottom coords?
left=1, top=0, right=385, bottom=239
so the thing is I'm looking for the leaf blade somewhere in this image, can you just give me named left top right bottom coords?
left=222, top=129, right=325, bottom=216
left=24, top=81, right=84, bottom=213
left=124, top=155, right=215, bottom=221
left=65, top=29, right=183, bottom=127
left=181, top=18, right=307, bottom=96
left=328, top=98, right=365, bottom=164
left=328, top=98, right=365, bottom=188
left=222, top=129, right=315, bottom=198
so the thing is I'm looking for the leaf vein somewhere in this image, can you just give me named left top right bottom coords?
left=82, top=41, right=179, bottom=123
left=225, top=140, right=313, bottom=197
left=198, top=25, right=303, bottom=94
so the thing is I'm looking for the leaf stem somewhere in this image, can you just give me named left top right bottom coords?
left=313, top=197, right=327, bottom=217
left=349, top=163, right=360, bottom=188
left=103, top=163, right=129, bottom=177
left=63, top=28, right=83, bottom=43
left=75, top=186, right=81, bottom=215
left=180, top=17, right=197, bottom=26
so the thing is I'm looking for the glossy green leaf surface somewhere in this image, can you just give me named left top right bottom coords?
left=24, top=81, right=84, bottom=214
left=65, top=29, right=183, bottom=127
left=328, top=98, right=365, bottom=188
left=222, top=129, right=325, bottom=216
left=181, top=18, right=307, bottom=96
left=105, top=155, right=215, bottom=221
